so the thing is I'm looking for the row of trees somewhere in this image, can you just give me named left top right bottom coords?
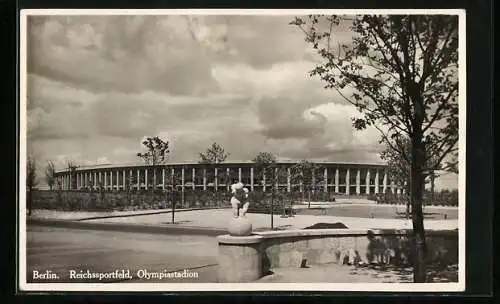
left=135, top=138, right=331, bottom=224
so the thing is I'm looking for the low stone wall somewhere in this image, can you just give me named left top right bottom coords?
left=256, top=229, right=458, bottom=272
left=217, top=229, right=458, bottom=282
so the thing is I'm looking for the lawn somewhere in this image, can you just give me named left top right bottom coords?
left=295, top=205, right=458, bottom=220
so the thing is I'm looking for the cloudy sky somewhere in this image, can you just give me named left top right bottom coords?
left=25, top=14, right=458, bottom=189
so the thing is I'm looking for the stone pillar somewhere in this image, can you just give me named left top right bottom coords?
left=116, top=171, right=119, bottom=190
left=391, top=180, right=395, bottom=194
left=214, top=167, right=218, bottom=191
left=274, top=167, right=278, bottom=190
left=383, top=172, right=388, bottom=194
left=299, top=171, right=303, bottom=193
left=122, top=170, right=126, bottom=190
left=250, top=167, right=254, bottom=191
left=98, top=172, right=102, bottom=188
left=335, top=168, right=339, bottom=193
left=171, top=168, right=175, bottom=191
left=145, top=168, right=148, bottom=190
left=192, top=168, right=196, bottom=190
left=181, top=167, right=185, bottom=188
left=181, top=167, right=185, bottom=207
left=136, top=169, right=140, bottom=190
left=94, top=172, right=97, bottom=190
left=263, top=171, right=266, bottom=192
left=162, top=168, right=166, bottom=190
left=217, top=235, right=263, bottom=283
left=323, top=167, right=328, bottom=192
left=345, top=169, right=350, bottom=195
left=356, top=169, right=361, bottom=195
left=312, top=170, right=316, bottom=195
left=226, top=168, right=230, bottom=191
left=153, top=168, right=157, bottom=190
left=366, top=170, right=371, bottom=195
left=238, top=167, right=242, bottom=183
left=203, top=168, right=207, bottom=190
left=84, top=172, right=88, bottom=189
left=109, top=171, right=113, bottom=190
left=374, top=170, right=380, bottom=194
left=129, top=170, right=133, bottom=189
left=106, top=172, right=109, bottom=190
left=287, top=167, right=291, bottom=192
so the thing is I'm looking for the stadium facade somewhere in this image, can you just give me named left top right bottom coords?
left=54, top=161, right=404, bottom=196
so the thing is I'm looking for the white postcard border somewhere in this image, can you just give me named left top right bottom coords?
left=18, top=8, right=467, bottom=293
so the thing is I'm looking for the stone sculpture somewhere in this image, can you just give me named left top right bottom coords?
left=227, top=182, right=252, bottom=236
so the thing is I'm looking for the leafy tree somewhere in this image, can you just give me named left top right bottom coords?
left=26, top=155, right=38, bottom=216
left=199, top=142, right=229, bottom=164
left=137, top=136, right=170, bottom=166
left=164, top=167, right=184, bottom=223
left=290, top=160, right=325, bottom=209
left=137, top=136, right=170, bottom=190
left=253, top=152, right=284, bottom=229
left=291, top=15, right=458, bottom=282
left=67, top=161, right=78, bottom=190
left=44, top=160, right=56, bottom=191
left=380, top=136, right=449, bottom=217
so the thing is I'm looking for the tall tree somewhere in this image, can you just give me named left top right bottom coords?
left=253, top=152, right=282, bottom=229
left=137, top=136, right=170, bottom=190
left=290, top=160, right=324, bottom=209
left=292, top=15, right=459, bottom=282
left=67, top=161, right=78, bottom=190
left=137, top=136, right=170, bottom=166
left=44, top=160, right=56, bottom=191
left=26, top=155, right=38, bottom=216
left=164, top=168, right=184, bottom=223
left=380, top=136, right=448, bottom=217
left=199, top=142, right=229, bottom=164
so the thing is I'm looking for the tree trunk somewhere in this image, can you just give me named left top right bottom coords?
left=27, top=187, right=33, bottom=216
left=430, top=173, right=435, bottom=204
left=308, top=190, right=311, bottom=209
left=411, top=106, right=427, bottom=283
left=270, top=190, right=274, bottom=229
left=171, top=190, right=176, bottom=224
left=406, top=180, right=411, bottom=220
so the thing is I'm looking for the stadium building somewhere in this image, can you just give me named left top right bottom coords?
left=54, top=161, right=404, bottom=196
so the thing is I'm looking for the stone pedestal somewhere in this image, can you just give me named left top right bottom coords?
left=227, top=216, right=252, bottom=236
left=217, top=234, right=263, bottom=283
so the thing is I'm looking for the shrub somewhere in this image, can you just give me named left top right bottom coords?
left=304, top=222, right=348, bottom=229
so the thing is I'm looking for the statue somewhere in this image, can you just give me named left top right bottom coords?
left=230, top=182, right=250, bottom=218
left=227, top=182, right=252, bottom=236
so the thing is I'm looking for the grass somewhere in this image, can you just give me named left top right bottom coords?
left=295, top=205, right=458, bottom=220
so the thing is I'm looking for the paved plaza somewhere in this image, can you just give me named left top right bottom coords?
left=26, top=226, right=219, bottom=283
left=29, top=204, right=458, bottom=231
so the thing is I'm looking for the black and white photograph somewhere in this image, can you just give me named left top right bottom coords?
left=19, top=9, right=465, bottom=292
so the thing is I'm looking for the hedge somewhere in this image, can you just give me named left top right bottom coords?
left=31, top=189, right=233, bottom=212
left=373, top=189, right=458, bottom=207
left=31, top=189, right=338, bottom=212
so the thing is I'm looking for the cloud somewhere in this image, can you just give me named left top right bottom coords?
left=28, top=15, right=220, bottom=95
left=25, top=14, right=457, bottom=190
